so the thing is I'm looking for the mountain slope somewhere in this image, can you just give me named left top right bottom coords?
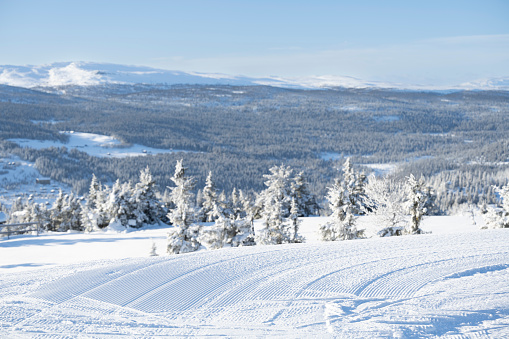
left=6, top=61, right=505, bottom=90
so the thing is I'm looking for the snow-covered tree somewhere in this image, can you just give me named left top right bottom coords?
left=291, top=171, right=320, bottom=216
left=288, top=198, right=304, bottom=243
left=319, top=160, right=365, bottom=241
left=167, top=160, right=200, bottom=254
left=86, top=174, right=101, bottom=210
left=341, top=158, right=368, bottom=215
left=319, top=177, right=362, bottom=241
left=49, top=189, right=65, bottom=232
left=230, top=188, right=242, bottom=219
left=255, top=165, right=295, bottom=245
left=132, top=166, right=161, bottom=227
left=364, top=175, right=406, bottom=237
left=81, top=176, right=109, bottom=231
left=48, top=190, right=83, bottom=232
left=198, top=202, right=254, bottom=250
left=199, top=171, right=220, bottom=222
left=149, top=241, right=158, bottom=256
left=404, top=174, right=434, bottom=234
left=7, top=198, right=49, bottom=233
left=105, top=180, right=136, bottom=228
left=483, top=183, right=509, bottom=229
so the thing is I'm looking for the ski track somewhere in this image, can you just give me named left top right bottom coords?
left=1, top=230, right=508, bottom=337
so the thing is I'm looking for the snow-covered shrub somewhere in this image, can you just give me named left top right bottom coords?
left=167, top=225, right=201, bottom=254
left=364, top=175, right=406, bottom=237
left=483, top=183, right=509, bottom=229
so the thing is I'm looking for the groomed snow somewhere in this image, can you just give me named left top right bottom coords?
left=1, top=216, right=508, bottom=337
left=9, top=131, right=186, bottom=158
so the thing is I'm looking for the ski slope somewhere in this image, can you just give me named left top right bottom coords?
left=0, top=218, right=508, bottom=337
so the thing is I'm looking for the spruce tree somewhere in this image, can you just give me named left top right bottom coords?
left=167, top=160, right=200, bottom=254
left=200, top=171, right=219, bottom=222
left=319, top=160, right=364, bottom=241
left=405, top=174, right=434, bottom=234
left=255, top=165, right=300, bottom=245
left=133, top=166, right=161, bottom=226
left=291, top=171, right=320, bottom=216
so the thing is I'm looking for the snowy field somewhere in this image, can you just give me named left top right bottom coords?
left=9, top=131, right=185, bottom=158
left=1, top=216, right=508, bottom=337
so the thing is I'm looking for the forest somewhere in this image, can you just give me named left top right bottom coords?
left=0, top=83, right=508, bottom=214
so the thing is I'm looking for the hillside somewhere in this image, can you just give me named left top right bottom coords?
left=1, top=62, right=508, bottom=90
left=1, top=217, right=508, bottom=337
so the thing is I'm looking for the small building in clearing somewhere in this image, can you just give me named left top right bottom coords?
left=36, top=178, right=51, bottom=185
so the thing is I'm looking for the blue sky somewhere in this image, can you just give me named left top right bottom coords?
left=0, top=0, right=508, bottom=85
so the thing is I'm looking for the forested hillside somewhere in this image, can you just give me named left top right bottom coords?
left=1, top=84, right=508, bottom=212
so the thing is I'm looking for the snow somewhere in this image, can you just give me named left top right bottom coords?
left=1, top=215, right=508, bottom=337
left=0, top=155, right=71, bottom=207
left=1, top=62, right=508, bottom=90
left=362, top=163, right=399, bottom=176
left=320, top=152, right=344, bottom=161
left=9, top=131, right=186, bottom=158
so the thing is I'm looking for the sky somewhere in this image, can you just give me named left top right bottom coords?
left=0, top=0, right=508, bottom=86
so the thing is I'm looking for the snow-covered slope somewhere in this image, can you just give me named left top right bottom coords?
left=0, top=62, right=391, bottom=89
left=0, top=62, right=253, bottom=87
left=9, top=131, right=189, bottom=158
left=1, top=217, right=508, bottom=337
left=5, top=61, right=506, bottom=90
left=459, top=77, right=509, bottom=90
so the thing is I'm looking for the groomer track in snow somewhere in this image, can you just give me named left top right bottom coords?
left=1, top=228, right=508, bottom=337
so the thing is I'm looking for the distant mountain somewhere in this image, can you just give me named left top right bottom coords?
left=459, top=77, right=509, bottom=91
left=0, top=61, right=507, bottom=91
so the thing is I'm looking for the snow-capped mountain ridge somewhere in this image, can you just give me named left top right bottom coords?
left=0, top=61, right=508, bottom=90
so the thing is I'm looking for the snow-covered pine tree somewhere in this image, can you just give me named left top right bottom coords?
left=404, top=174, right=434, bottom=234
left=105, top=180, right=137, bottom=228
left=82, top=176, right=110, bottom=231
left=60, top=193, right=83, bottom=231
left=198, top=199, right=254, bottom=250
left=8, top=199, right=49, bottom=233
left=167, top=160, right=200, bottom=254
left=149, top=241, right=158, bottom=256
left=255, top=165, right=296, bottom=245
left=86, top=174, right=101, bottom=210
left=483, top=182, right=509, bottom=229
left=231, top=188, right=243, bottom=219
left=132, top=166, right=161, bottom=227
left=291, top=171, right=320, bottom=216
left=200, top=171, right=220, bottom=222
left=319, top=161, right=364, bottom=241
left=341, top=158, right=368, bottom=215
left=288, top=197, right=303, bottom=243
left=364, top=175, right=406, bottom=237
left=49, top=189, right=65, bottom=232
left=240, top=190, right=256, bottom=236
left=218, top=190, right=233, bottom=218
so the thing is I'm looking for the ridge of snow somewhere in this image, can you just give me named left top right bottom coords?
left=0, top=62, right=508, bottom=91
left=459, top=77, right=509, bottom=90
